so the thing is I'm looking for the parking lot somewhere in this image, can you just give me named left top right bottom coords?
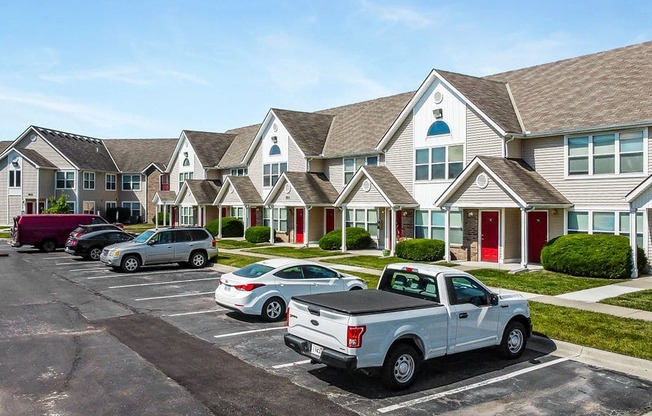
left=6, top=245, right=652, bottom=415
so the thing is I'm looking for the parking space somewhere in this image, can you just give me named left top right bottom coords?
left=14, top=247, right=652, bottom=415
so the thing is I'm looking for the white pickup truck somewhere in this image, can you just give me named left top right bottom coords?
left=284, top=263, right=531, bottom=389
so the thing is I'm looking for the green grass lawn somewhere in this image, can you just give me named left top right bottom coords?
left=600, top=289, right=652, bottom=312
left=214, top=253, right=266, bottom=268
left=244, top=246, right=343, bottom=259
left=469, top=269, right=627, bottom=296
left=343, top=271, right=382, bottom=289
left=0, top=231, right=10, bottom=239
left=320, top=255, right=420, bottom=269
left=530, top=301, right=652, bottom=360
left=216, top=239, right=268, bottom=249
left=123, top=223, right=154, bottom=234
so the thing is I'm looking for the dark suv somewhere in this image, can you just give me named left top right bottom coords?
left=99, top=227, right=218, bottom=272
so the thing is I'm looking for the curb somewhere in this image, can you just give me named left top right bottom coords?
left=528, top=334, right=652, bottom=382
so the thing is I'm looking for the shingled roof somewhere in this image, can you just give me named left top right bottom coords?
left=33, top=126, right=117, bottom=172
left=184, top=179, right=222, bottom=205
left=183, top=130, right=237, bottom=168
left=220, top=124, right=261, bottom=168
left=222, top=176, right=263, bottom=204
left=436, top=70, right=522, bottom=134
left=487, top=41, right=652, bottom=135
left=272, top=109, right=334, bottom=156
left=104, top=138, right=177, bottom=172
left=362, top=166, right=418, bottom=205
left=318, top=91, right=414, bottom=157
left=282, top=172, right=339, bottom=205
left=15, top=148, right=57, bottom=168
left=0, top=141, right=10, bottom=154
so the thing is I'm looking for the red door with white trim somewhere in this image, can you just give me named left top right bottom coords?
left=528, top=211, right=548, bottom=263
left=250, top=208, right=257, bottom=227
left=325, top=209, right=335, bottom=233
left=481, top=211, right=499, bottom=262
left=26, top=201, right=35, bottom=214
left=296, top=208, right=304, bottom=244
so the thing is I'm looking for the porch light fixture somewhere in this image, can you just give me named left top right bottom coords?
left=433, top=108, right=443, bottom=119
left=551, top=209, right=558, bottom=215
left=271, top=136, right=278, bottom=143
left=183, top=152, right=188, bottom=157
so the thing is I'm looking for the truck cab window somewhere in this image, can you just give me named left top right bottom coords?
left=448, top=276, right=488, bottom=306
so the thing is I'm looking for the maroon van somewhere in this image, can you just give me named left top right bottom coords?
left=11, top=214, right=110, bottom=252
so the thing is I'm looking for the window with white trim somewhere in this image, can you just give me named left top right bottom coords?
left=263, top=207, right=287, bottom=232
left=122, top=202, right=141, bottom=217
left=568, top=211, right=643, bottom=246
left=66, top=201, right=75, bottom=213
left=343, top=156, right=378, bottom=184
left=230, top=168, right=248, bottom=176
left=83, top=172, right=95, bottom=190
left=83, top=201, right=95, bottom=214
left=178, top=172, right=193, bottom=189
left=105, top=201, right=117, bottom=211
left=230, top=206, right=244, bottom=221
left=415, top=210, right=463, bottom=244
left=567, top=130, right=644, bottom=176
left=263, top=162, right=287, bottom=187
left=56, top=171, right=75, bottom=189
left=345, top=208, right=378, bottom=237
left=122, top=175, right=141, bottom=191
left=180, top=206, right=194, bottom=225
left=106, top=174, right=116, bottom=191
left=9, top=162, right=21, bottom=188
left=415, top=145, right=463, bottom=181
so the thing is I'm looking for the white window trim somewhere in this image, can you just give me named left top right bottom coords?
left=56, top=171, right=76, bottom=190
left=564, top=129, right=648, bottom=179
left=343, top=156, right=379, bottom=185
left=415, top=209, right=464, bottom=245
left=122, top=201, right=142, bottom=217
left=82, top=200, right=96, bottom=214
left=262, top=162, right=287, bottom=188
left=264, top=207, right=288, bottom=232
left=105, top=173, right=117, bottom=191
left=414, top=144, right=464, bottom=183
left=83, top=171, right=96, bottom=190
left=566, top=209, right=645, bottom=246
left=180, top=205, right=194, bottom=225
left=105, top=201, right=117, bottom=211
left=122, top=174, right=142, bottom=191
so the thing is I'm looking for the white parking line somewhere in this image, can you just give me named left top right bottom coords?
left=272, top=360, right=311, bottom=369
left=164, top=309, right=226, bottom=317
left=135, top=291, right=215, bottom=301
left=43, top=256, right=67, bottom=260
left=87, top=269, right=215, bottom=280
left=70, top=267, right=108, bottom=272
left=213, top=327, right=286, bottom=339
left=55, top=262, right=83, bottom=265
left=108, top=276, right=219, bottom=289
left=377, top=357, right=570, bottom=413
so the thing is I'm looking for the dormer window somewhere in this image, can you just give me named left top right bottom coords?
left=269, top=145, right=281, bottom=156
left=427, top=120, right=451, bottom=136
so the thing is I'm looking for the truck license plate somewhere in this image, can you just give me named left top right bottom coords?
left=310, top=343, right=323, bottom=358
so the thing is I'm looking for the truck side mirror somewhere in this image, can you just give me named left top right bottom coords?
left=489, top=293, right=499, bottom=306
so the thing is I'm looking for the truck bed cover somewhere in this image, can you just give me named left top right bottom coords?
left=293, top=290, right=440, bottom=315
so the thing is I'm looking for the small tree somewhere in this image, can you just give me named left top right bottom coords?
left=44, top=195, right=71, bottom=213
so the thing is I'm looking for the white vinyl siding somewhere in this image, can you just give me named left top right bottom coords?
left=383, top=114, right=414, bottom=196
left=465, top=107, right=503, bottom=161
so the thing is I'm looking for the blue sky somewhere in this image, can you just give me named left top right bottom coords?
left=0, top=1, right=650, bottom=141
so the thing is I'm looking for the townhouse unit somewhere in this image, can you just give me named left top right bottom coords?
left=0, top=126, right=175, bottom=225
left=3, top=41, right=651, bottom=276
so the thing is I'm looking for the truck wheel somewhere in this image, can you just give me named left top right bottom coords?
left=261, top=297, right=285, bottom=322
left=40, top=239, right=56, bottom=252
left=188, top=251, right=207, bottom=269
left=382, top=344, right=421, bottom=390
left=88, top=247, right=102, bottom=261
left=121, top=255, right=141, bottom=273
left=499, top=321, right=527, bottom=359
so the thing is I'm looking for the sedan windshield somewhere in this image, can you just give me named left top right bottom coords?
left=133, top=230, right=155, bottom=243
left=234, top=263, right=274, bottom=278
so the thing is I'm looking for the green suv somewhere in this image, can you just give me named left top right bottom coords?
left=100, top=227, right=218, bottom=273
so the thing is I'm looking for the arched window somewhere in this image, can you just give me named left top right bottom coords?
left=183, top=157, right=190, bottom=166
left=269, top=145, right=281, bottom=156
left=427, top=120, right=451, bottom=136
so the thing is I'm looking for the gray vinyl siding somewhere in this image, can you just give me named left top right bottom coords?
left=288, top=138, right=306, bottom=172
left=384, top=113, right=414, bottom=196
left=325, top=158, right=344, bottom=192
left=309, top=158, right=325, bottom=173
left=550, top=209, right=564, bottom=239
left=503, top=208, right=521, bottom=260
left=522, top=136, right=641, bottom=207
left=278, top=185, right=303, bottom=206
left=9, top=195, right=21, bottom=218
left=507, top=138, right=523, bottom=158
left=465, top=107, right=503, bottom=163
left=194, top=154, right=205, bottom=179
left=22, top=163, right=38, bottom=196
left=308, top=207, right=324, bottom=241
left=19, top=135, right=75, bottom=169
left=179, top=191, right=197, bottom=206
left=346, top=180, right=388, bottom=206
left=249, top=141, right=264, bottom=195
left=222, top=185, right=242, bottom=205
left=0, top=159, right=7, bottom=224
left=40, top=170, right=54, bottom=198
left=449, top=169, right=518, bottom=206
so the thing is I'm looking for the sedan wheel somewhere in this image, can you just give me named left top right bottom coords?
left=88, top=247, right=102, bottom=261
left=261, top=297, right=285, bottom=322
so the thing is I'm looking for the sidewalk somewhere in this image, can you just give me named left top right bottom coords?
left=213, top=247, right=652, bottom=322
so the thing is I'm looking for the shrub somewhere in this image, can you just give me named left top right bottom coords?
left=540, top=234, right=632, bottom=279
left=395, top=238, right=445, bottom=262
left=205, top=217, right=244, bottom=237
left=245, top=226, right=271, bottom=243
left=152, top=211, right=170, bottom=224
left=105, top=207, right=131, bottom=223
left=638, top=246, right=649, bottom=275
left=318, top=227, right=372, bottom=250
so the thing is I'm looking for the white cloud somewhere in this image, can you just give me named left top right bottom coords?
left=39, top=65, right=209, bottom=86
left=358, top=0, right=432, bottom=28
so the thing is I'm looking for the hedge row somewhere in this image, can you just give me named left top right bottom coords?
left=395, top=238, right=445, bottom=261
left=245, top=226, right=272, bottom=243
left=205, top=217, right=244, bottom=237
left=318, top=227, right=372, bottom=250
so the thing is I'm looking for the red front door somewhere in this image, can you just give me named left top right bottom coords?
left=250, top=208, right=257, bottom=227
left=325, top=209, right=335, bottom=233
left=296, top=208, right=304, bottom=244
left=481, top=211, right=499, bottom=262
left=26, top=201, right=35, bottom=214
left=528, top=211, right=548, bottom=263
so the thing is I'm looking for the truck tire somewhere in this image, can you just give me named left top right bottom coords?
left=188, top=251, right=207, bottom=269
left=40, top=239, right=56, bottom=253
left=382, top=344, right=421, bottom=390
left=121, top=255, right=141, bottom=273
left=499, top=321, right=527, bottom=359
left=261, top=297, right=285, bottom=322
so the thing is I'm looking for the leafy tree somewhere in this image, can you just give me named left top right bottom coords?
left=44, top=194, right=71, bottom=214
